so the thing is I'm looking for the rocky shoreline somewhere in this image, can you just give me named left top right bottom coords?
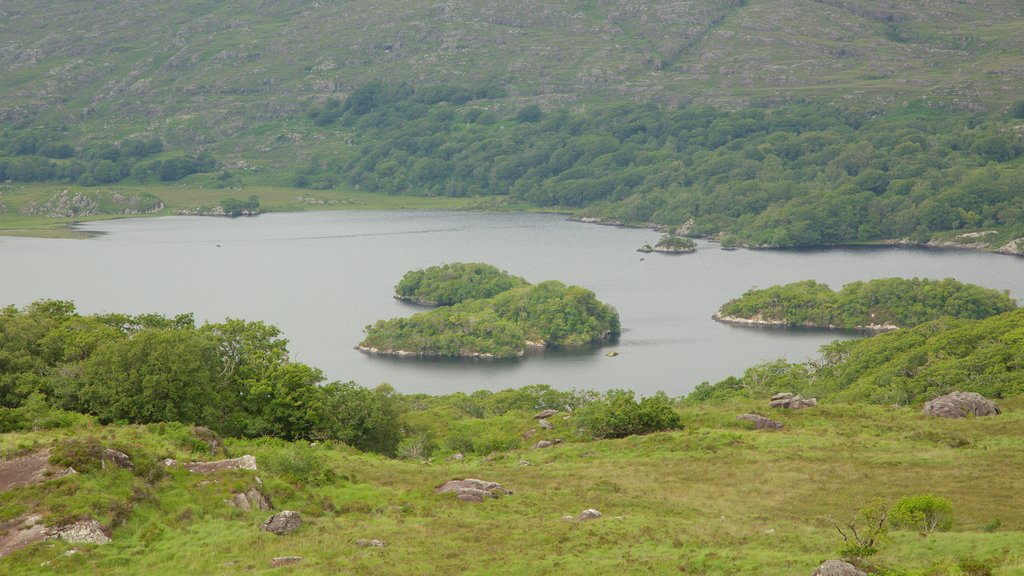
left=570, top=215, right=1024, bottom=257
left=354, top=344, right=519, bottom=359
left=712, top=312, right=899, bottom=333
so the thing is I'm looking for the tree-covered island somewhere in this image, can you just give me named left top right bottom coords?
left=361, top=268, right=620, bottom=358
left=714, top=278, right=1016, bottom=331
left=394, top=263, right=529, bottom=306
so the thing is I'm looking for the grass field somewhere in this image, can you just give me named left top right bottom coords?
left=1, top=398, right=1021, bottom=575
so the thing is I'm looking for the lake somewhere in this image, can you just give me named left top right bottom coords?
left=2, top=210, right=1022, bottom=396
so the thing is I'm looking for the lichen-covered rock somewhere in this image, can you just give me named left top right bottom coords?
left=185, top=455, right=257, bottom=474
left=769, top=393, right=817, bottom=409
left=271, top=556, right=302, bottom=567
left=102, top=449, right=134, bottom=470
left=811, top=559, right=866, bottom=576
left=436, top=478, right=512, bottom=503
left=534, top=409, right=558, bottom=420
left=923, top=391, right=1001, bottom=418
left=228, top=487, right=272, bottom=511
left=261, top=511, right=302, bottom=535
left=355, top=539, right=386, bottom=548
left=538, top=418, right=554, bottom=430
left=737, top=414, right=784, bottom=430
left=577, top=509, right=602, bottom=521
left=57, top=519, right=111, bottom=545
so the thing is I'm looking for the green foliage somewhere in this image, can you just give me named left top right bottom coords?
left=696, top=305, right=1024, bottom=406
left=49, top=436, right=106, bottom=473
left=890, top=494, right=953, bottom=533
left=0, top=301, right=405, bottom=455
left=575, top=390, right=680, bottom=439
left=395, top=262, right=529, bottom=305
left=718, top=278, right=1016, bottom=329
left=217, top=195, right=260, bottom=216
left=654, top=234, right=696, bottom=251
left=302, top=91, right=1024, bottom=248
left=362, top=279, right=620, bottom=358
left=253, top=438, right=337, bottom=486
left=832, top=499, right=890, bottom=558
left=314, top=382, right=403, bottom=456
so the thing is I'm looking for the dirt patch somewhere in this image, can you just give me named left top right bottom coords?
left=0, top=449, right=76, bottom=493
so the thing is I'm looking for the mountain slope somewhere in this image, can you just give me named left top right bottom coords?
left=2, top=0, right=1022, bottom=152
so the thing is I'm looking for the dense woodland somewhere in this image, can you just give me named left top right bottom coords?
left=693, top=307, right=1024, bottom=406
left=300, top=83, right=1024, bottom=248
left=0, top=129, right=215, bottom=185
left=717, top=278, right=1017, bottom=329
left=362, top=279, right=621, bottom=358
left=394, top=263, right=528, bottom=306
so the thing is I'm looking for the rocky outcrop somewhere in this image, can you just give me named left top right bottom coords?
left=769, top=393, right=817, bottom=409
left=56, top=519, right=111, bottom=545
left=191, top=426, right=223, bottom=456
left=534, top=409, right=558, bottom=420
left=436, top=478, right=512, bottom=503
left=923, top=391, right=1001, bottom=418
left=102, top=449, right=134, bottom=470
left=18, top=190, right=163, bottom=218
left=228, top=487, right=272, bottom=511
left=261, top=511, right=302, bottom=535
left=737, top=414, right=784, bottom=430
left=713, top=312, right=898, bottom=332
left=184, top=455, right=257, bottom=473
left=271, top=556, right=303, bottom=567
left=0, top=515, right=50, bottom=558
left=532, top=439, right=563, bottom=449
left=356, top=344, right=518, bottom=359
left=537, top=418, right=554, bottom=430
left=0, top=449, right=76, bottom=492
left=577, top=509, right=602, bottom=521
left=811, top=560, right=866, bottom=576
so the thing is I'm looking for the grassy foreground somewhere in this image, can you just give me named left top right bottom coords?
left=2, top=398, right=1022, bottom=575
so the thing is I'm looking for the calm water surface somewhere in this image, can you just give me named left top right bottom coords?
left=2, top=211, right=1022, bottom=395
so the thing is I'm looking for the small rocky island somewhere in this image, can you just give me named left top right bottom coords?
left=638, top=234, right=696, bottom=254
left=359, top=264, right=620, bottom=359
left=714, top=278, right=1016, bottom=331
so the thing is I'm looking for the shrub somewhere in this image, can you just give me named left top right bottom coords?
left=257, top=439, right=337, bottom=486
left=889, top=494, right=953, bottom=533
left=575, top=390, right=680, bottom=439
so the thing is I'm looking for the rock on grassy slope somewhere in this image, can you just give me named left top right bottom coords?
left=0, top=399, right=1021, bottom=575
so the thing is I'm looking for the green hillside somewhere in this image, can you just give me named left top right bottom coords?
left=2, top=0, right=1023, bottom=156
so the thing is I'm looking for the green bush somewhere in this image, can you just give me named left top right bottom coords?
left=889, top=494, right=953, bottom=533
left=575, top=390, right=680, bottom=439
left=255, top=439, right=337, bottom=486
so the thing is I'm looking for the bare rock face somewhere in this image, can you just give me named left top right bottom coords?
left=769, top=393, right=818, bottom=409
left=185, top=455, right=257, bottom=474
left=228, top=487, right=272, bottom=511
left=0, top=449, right=76, bottom=492
left=534, top=409, right=558, bottom=420
left=57, top=519, right=112, bottom=545
left=261, top=511, right=302, bottom=535
left=737, top=414, right=784, bottom=430
left=0, top=515, right=50, bottom=558
left=577, top=509, right=602, bottom=521
left=271, top=556, right=302, bottom=567
left=102, top=449, right=134, bottom=470
left=811, top=560, right=866, bottom=576
left=436, top=478, right=512, bottom=503
left=923, top=391, right=1001, bottom=418
left=537, top=418, right=554, bottom=430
